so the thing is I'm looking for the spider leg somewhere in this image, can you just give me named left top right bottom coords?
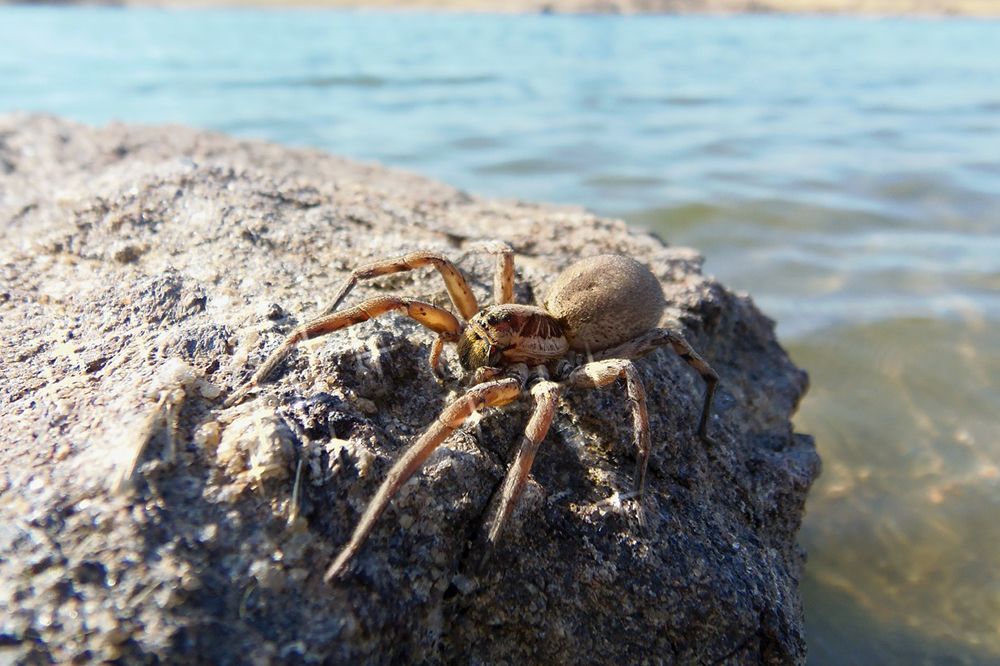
left=325, top=366, right=528, bottom=581
left=428, top=336, right=448, bottom=380
left=594, top=328, right=719, bottom=444
left=464, top=240, right=515, bottom=305
left=324, top=250, right=479, bottom=319
left=480, top=378, right=560, bottom=567
left=225, top=296, right=462, bottom=407
left=563, top=359, right=651, bottom=496
left=471, top=365, right=505, bottom=386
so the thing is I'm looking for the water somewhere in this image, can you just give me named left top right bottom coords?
left=2, top=8, right=998, bottom=663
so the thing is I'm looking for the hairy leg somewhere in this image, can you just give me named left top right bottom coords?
left=324, top=250, right=479, bottom=319
left=479, top=378, right=561, bottom=567
left=225, top=296, right=461, bottom=407
left=594, top=328, right=719, bottom=443
left=325, top=366, right=528, bottom=581
left=563, top=359, right=651, bottom=495
left=428, top=335, right=448, bottom=379
left=464, top=240, right=515, bottom=305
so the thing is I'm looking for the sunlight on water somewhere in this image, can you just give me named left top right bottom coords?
left=791, top=320, right=1000, bottom=664
left=2, top=8, right=999, bottom=663
left=640, top=199, right=1000, bottom=663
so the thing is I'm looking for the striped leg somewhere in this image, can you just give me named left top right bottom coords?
left=564, top=359, right=651, bottom=495
left=480, top=379, right=561, bottom=566
left=594, top=328, right=719, bottom=443
left=324, top=250, right=479, bottom=319
left=225, top=296, right=461, bottom=407
left=325, top=368, right=527, bottom=581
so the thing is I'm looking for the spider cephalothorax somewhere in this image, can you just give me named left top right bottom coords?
left=458, top=305, right=568, bottom=370
left=225, top=242, right=719, bottom=581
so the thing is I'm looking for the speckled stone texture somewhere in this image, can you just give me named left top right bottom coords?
left=0, top=114, right=819, bottom=665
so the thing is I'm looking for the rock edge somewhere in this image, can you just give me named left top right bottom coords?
left=0, top=114, right=819, bottom=664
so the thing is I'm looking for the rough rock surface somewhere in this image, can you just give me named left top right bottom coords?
left=0, top=114, right=819, bottom=664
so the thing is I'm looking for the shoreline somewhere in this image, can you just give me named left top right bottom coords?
left=5, top=0, right=999, bottom=18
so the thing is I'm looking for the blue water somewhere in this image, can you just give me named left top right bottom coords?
left=3, top=8, right=999, bottom=664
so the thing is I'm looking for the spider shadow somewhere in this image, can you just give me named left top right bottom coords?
left=452, top=380, right=665, bottom=583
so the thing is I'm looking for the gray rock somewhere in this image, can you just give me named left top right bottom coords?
left=0, top=113, right=819, bottom=664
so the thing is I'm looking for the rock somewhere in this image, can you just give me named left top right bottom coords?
left=0, top=114, right=819, bottom=664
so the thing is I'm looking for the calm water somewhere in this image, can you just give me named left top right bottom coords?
left=2, top=8, right=998, bottom=663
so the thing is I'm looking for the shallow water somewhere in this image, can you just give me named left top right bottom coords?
left=2, top=8, right=998, bottom=663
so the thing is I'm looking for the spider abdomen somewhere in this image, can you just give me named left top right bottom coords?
left=544, top=255, right=666, bottom=353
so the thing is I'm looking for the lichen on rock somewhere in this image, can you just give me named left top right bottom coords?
left=0, top=114, right=819, bottom=664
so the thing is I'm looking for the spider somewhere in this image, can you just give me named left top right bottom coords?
left=224, top=242, right=719, bottom=581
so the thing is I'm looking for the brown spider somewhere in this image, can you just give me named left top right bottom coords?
left=224, top=242, right=719, bottom=581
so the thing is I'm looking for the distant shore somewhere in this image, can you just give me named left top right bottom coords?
left=6, top=0, right=1000, bottom=18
